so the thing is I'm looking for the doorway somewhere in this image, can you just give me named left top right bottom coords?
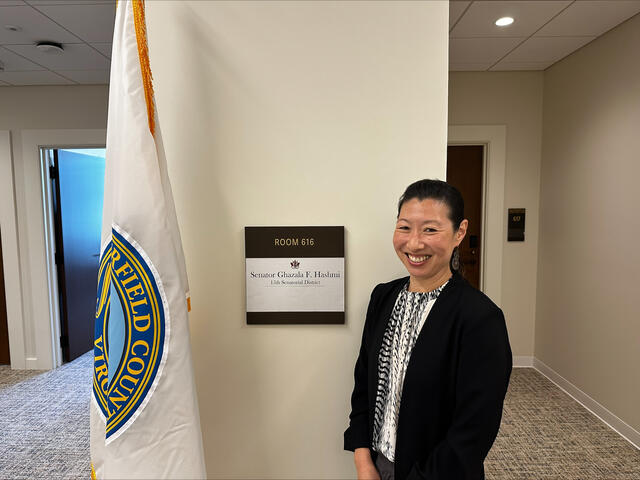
left=447, top=145, right=485, bottom=290
left=43, top=148, right=105, bottom=363
left=0, top=228, right=10, bottom=365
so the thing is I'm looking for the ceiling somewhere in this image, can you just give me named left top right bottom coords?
left=0, top=1, right=639, bottom=86
left=0, top=0, right=114, bottom=86
left=451, top=0, right=640, bottom=71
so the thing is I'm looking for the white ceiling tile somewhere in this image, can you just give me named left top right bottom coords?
left=501, top=35, right=595, bottom=63
left=90, top=42, right=111, bottom=59
left=0, top=5, right=81, bottom=43
left=450, top=37, right=524, bottom=64
left=0, top=45, right=44, bottom=70
left=5, top=42, right=109, bottom=69
left=537, top=1, right=640, bottom=37
left=0, top=69, right=73, bottom=85
left=55, top=69, right=108, bottom=84
left=449, top=62, right=493, bottom=72
left=451, top=1, right=572, bottom=38
left=32, top=3, right=115, bottom=43
left=0, top=1, right=27, bottom=6
left=489, top=61, right=554, bottom=71
left=450, top=1, right=471, bottom=30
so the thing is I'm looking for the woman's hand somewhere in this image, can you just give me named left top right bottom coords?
left=354, top=448, right=381, bottom=480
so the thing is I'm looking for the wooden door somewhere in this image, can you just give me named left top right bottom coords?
left=0, top=228, right=10, bottom=365
left=447, top=145, right=484, bottom=290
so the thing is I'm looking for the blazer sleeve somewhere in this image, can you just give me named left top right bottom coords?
left=344, top=284, right=382, bottom=451
left=407, top=306, right=512, bottom=479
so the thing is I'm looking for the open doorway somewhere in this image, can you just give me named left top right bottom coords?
left=0, top=228, right=9, bottom=365
left=446, top=144, right=486, bottom=291
left=42, top=148, right=105, bottom=364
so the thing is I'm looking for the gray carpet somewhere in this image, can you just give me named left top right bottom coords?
left=486, top=368, right=640, bottom=479
left=0, top=356, right=638, bottom=479
left=0, top=352, right=92, bottom=480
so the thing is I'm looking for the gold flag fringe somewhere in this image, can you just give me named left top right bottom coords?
left=132, top=0, right=155, bottom=136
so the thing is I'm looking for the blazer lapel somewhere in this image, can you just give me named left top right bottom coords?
left=404, top=272, right=464, bottom=371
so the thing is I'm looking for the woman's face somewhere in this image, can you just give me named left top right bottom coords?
left=393, top=197, right=467, bottom=290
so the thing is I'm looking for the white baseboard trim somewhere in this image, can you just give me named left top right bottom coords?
left=25, top=357, right=39, bottom=370
left=532, top=357, right=640, bottom=451
left=512, top=355, right=534, bottom=367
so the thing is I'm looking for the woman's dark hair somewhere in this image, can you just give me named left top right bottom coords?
left=397, top=179, right=464, bottom=230
left=397, top=179, right=465, bottom=273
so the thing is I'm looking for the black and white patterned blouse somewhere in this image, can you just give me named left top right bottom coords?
left=372, top=281, right=447, bottom=462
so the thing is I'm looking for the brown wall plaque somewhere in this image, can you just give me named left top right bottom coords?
left=508, top=208, right=525, bottom=242
left=245, top=226, right=345, bottom=325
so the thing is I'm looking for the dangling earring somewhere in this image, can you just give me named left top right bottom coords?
left=452, top=247, right=460, bottom=271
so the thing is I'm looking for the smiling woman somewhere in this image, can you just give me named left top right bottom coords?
left=344, top=179, right=512, bottom=480
left=393, top=184, right=467, bottom=293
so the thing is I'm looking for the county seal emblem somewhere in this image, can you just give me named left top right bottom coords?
left=93, top=225, right=168, bottom=442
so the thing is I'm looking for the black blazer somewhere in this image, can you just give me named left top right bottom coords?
left=344, top=272, right=512, bottom=480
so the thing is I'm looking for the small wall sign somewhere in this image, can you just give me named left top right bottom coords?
left=245, top=226, right=345, bottom=324
left=507, top=208, right=525, bottom=242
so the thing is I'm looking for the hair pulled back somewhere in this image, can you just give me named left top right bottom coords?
left=397, top=179, right=464, bottom=230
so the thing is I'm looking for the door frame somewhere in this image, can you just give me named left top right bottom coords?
left=41, top=148, right=62, bottom=368
left=42, top=144, right=106, bottom=368
left=448, top=125, right=505, bottom=307
left=20, top=130, right=106, bottom=370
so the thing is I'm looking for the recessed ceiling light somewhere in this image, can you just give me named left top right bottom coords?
left=35, top=41, right=64, bottom=54
left=4, top=25, right=21, bottom=32
left=495, top=17, right=514, bottom=27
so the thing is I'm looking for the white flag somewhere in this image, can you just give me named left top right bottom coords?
left=90, top=1, right=206, bottom=478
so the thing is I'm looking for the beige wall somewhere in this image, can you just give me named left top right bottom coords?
left=146, top=1, right=449, bottom=477
left=448, top=72, right=544, bottom=357
left=0, top=86, right=108, bottom=368
left=0, top=86, right=107, bottom=130
left=536, top=14, right=640, bottom=432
